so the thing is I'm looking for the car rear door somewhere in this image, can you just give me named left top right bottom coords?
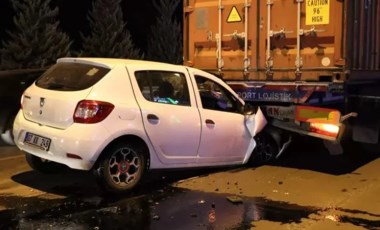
left=128, top=65, right=201, bottom=165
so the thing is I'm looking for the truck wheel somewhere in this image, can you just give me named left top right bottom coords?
left=25, top=153, right=66, bottom=174
left=94, top=142, right=146, bottom=194
left=250, top=131, right=280, bottom=166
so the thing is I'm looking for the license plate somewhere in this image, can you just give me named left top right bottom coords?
left=24, top=132, right=51, bottom=151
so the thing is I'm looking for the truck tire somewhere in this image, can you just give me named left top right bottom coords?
left=25, top=153, right=66, bottom=174
left=249, top=129, right=281, bottom=166
left=94, top=142, right=147, bottom=194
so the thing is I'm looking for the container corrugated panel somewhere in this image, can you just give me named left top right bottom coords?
left=184, top=0, right=346, bottom=82
left=346, top=0, right=380, bottom=72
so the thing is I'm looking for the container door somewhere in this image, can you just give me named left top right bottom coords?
left=184, top=0, right=257, bottom=80
left=184, top=0, right=345, bottom=82
left=258, top=0, right=344, bottom=81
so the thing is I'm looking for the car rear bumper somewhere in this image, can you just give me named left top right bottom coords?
left=13, top=111, right=111, bottom=170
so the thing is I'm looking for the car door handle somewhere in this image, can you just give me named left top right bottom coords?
left=147, top=114, right=159, bottom=120
left=205, top=119, right=215, bottom=125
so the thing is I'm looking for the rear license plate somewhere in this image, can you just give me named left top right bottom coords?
left=24, top=132, right=51, bottom=151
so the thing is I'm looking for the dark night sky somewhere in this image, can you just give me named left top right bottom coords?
left=0, top=0, right=162, bottom=52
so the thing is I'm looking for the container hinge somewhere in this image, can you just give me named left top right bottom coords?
left=244, top=58, right=250, bottom=79
left=266, top=57, right=273, bottom=72
left=295, top=69, right=303, bottom=81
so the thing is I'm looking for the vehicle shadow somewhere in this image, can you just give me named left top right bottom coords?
left=10, top=166, right=225, bottom=198
left=11, top=169, right=102, bottom=196
left=10, top=137, right=378, bottom=197
left=271, top=136, right=380, bottom=175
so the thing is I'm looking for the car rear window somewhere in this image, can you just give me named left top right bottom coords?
left=36, top=62, right=110, bottom=91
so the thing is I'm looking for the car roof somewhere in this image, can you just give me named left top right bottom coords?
left=57, top=57, right=181, bottom=70
left=57, top=57, right=219, bottom=83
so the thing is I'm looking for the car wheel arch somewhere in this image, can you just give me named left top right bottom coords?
left=93, top=135, right=151, bottom=170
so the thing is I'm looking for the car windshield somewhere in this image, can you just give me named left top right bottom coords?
left=36, top=62, right=110, bottom=91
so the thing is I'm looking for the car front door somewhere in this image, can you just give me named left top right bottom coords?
left=129, top=66, right=201, bottom=165
left=192, top=72, right=256, bottom=164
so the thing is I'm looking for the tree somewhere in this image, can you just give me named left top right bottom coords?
left=0, top=0, right=71, bottom=70
left=147, top=0, right=182, bottom=64
left=81, top=0, right=142, bottom=59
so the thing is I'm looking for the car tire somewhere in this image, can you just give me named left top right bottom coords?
left=25, top=153, right=66, bottom=174
left=249, top=131, right=280, bottom=166
left=94, top=142, right=147, bottom=194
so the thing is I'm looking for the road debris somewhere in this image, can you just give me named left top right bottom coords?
left=226, top=196, right=243, bottom=204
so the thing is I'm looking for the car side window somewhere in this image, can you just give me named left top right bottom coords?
left=195, top=75, right=243, bottom=114
left=135, top=71, right=190, bottom=106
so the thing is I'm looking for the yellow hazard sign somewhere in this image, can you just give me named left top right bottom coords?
left=227, top=6, right=242, bottom=23
left=306, top=0, right=330, bottom=25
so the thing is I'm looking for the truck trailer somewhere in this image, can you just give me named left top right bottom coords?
left=183, top=0, right=380, bottom=162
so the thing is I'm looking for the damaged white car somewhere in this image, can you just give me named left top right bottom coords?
left=13, top=58, right=266, bottom=193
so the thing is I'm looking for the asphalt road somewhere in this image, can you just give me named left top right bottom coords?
left=1, top=139, right=380, bottom=229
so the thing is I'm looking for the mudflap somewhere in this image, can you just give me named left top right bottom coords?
left=323, top=140, right=344, bottom=155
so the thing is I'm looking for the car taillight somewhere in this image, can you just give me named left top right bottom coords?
left=73, top=100, right=114, bottom=124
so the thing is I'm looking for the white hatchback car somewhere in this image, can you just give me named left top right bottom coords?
left=13, top=58, right=266, bottom=193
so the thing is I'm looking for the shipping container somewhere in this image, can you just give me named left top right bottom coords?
left=184, top=0, right=348, bottom=81
left=184, top=0, right=379, bottom=78
left=183, top=0, right=380, bottom=160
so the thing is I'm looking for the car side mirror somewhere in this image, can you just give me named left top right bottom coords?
left=243, top=103, right=256, bottom=115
